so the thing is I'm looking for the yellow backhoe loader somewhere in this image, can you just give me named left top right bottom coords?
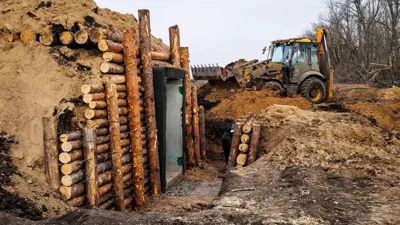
left=191, top=28, right=333, bottom=104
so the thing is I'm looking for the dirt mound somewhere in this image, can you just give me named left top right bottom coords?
left=252, top=105, right=400, bottom=180
left=208, top=90, right=312, bottom=120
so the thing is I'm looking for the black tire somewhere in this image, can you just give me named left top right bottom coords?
left=299, top=77, right=326, bottom=104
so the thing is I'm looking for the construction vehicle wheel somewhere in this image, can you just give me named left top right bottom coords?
left=263, top=81, right=283, bottom=92
left=254, top=79, right=265, bottom=91
left=300, top=77, right=326, bottom=104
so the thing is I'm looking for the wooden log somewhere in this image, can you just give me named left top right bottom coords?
left=139, top=9, right=161, bottom=196
left=100, top=62, right=125, bottom=74
left=67, top=196, right=85, bottom=207
left=242, top=124, right=252, bottom=134
left=61, top=140, right=82, bottom=152
left=123, top=27, right=146, bottom=209
left=83, top=128, right=99, bottom=207
left=74, top=30, right=89, bottom=45
left=120, top=125, right=129, bottom=133
left=98, top=164, right=131, bottom=187
left=152, top=60, right=174, bottom=67
left=119, top=116, right=129, bottom=125
left=102, top=75, right=126, bottom=84
left=169, top=25, right=181, bottom=68
left=99, top=192, right=112, bottom=205
left=39, top=32, right=56, bottom=46
left=191, top=85, right=202, bottom=166
left=199, top=106, right=206, bottom=160
left=120, top=138, right=130, bottom=148
left=105, top=83, right=125, bottom=211
left=98, top=40, right=123, bottom=53
left=60, top=131, right=82, bottom=143
left=88, top=99, right=127, bottom=109
left=240, top=134, right=250, bottom=144
left=59, top=183, right=85, bottom=200
left=84, top=109, right=107, bottom=120
left=96, top=128, right=109, bottom=136
left=83, top=93, right=106, bottom=103
left=98, top=183, right=112, bottom=197
left=103, top=52, right=124, bottom=64
left=238, top=143, right=249, bottom=152
left=117, top=92, right=127, bottom=99
left=59, top=150, right=83, bottom=164
left=99, top=199, right=113, bottom=210
left=236, top=153, right=248, bottom=166
left=89, top=28, right=123, bottom=43
left=96, top=143, right=110, bottom=154
left=61, top=161, right=84, bottom=175
left=247, top=124, right=261, bottom=165
left=1, top=29, right=19, bottom=42
left=123, top=196, right=133, bottom=208
left=61, top=170, right=84, bottom=186
left=97, top=152, right=111, bottom=163
left=151, top=51, right=170, bottom=61
left=81, top=84, right=104, bottom=94
left=87, top=119, right=108, bottom=128
left=180, top=47, right=195, bottom=168
left=20, top=31, right=36, bottom=43
left=97, top=135, right=110, bottom=145
left=227, top=122, right=244, bottom=168
left=60, top=31, right=74, bottom=45
left=42, top=117, right=60, bottom=189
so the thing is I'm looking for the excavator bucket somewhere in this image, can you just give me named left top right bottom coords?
left=191, top=64, right=224, bottom=81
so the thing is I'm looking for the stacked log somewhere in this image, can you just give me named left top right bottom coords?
left=191, top=85, right=202, bottom=166
left=227, top=122, right=261, bottom=168
left=199, top=106, right=206, bottom=160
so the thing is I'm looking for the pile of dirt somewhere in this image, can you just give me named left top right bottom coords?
left=252, top=105, right=400, bottom=181
left=207, top=90, right=312, bottom=120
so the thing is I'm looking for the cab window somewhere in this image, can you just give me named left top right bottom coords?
left=291, top=43, right=308, bottom=64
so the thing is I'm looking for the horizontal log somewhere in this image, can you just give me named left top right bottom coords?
left=89, top=28, right=123, bottom=43
left=61, top=140, right=82, bottom=152
left=99, top=198, right=113, bottom=210
left=67, top=196, right=85, bottom=207
left=117, top=92, right=127, bottom=99
left=83, top=93, right=106, bottom=103
left=97, top=160, right=112, bottom=174
left=98, top=183, right=112, bottom=197
left=60, top=31, right=74, bottom=45
left=152, top=60, right=174, bottom=68
left=97, top=164, right=131, bottom=186
left=81, top=84, right=104, bottom=94
left=59, top=131, right=82, bottom=143
left=61, top=170, right=84, bottom=186
left=74, top=30, right=89, bottom=45
left=1, top=30, right=19, bottom=42
left=59, top=150, right=83, bottom=164
left=59, top=183, right=85, bottom=200
left=84, top=109, right=107, bottom=120
left=87, top=119, right=108, bottom=128
left=96, top=128, right=109, bottom=136
left=97, top=135, right=110, bottom=145
left=242, top=124, right=252, bottom=134
left=61, top=161, right=84, bottom=175
left=238, top=143, right=249, bottom=152
left=96, top=143, right=110, bottom=154
left=151, top=51, right=170, bottom=61
left=98, top=40, right=123, bottom=53
left=236, top=153, right=248, bottom=166
left=102, top=75, right=126, bottom=84
left=103, top=52, right=124, bottom=64
left=100, top=62, right=125, bottom=74
left=20, top=31, right=36, bottom=43
left=120, top=125, right=129, bottom=133
left=241, top=134, right=250, bottom=144
left=99, top=192, right=112, bottom=205
left=39, top=32, right=56, bottom=46
left=88, top=99, right=127, bottom=109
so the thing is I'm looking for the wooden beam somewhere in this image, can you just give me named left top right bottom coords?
left=180, top=47, right=195, bottom=168
left=191, top=85, right=202, bottom=166
left=42, top=117, right=60, bottom=189
left=83, top=128, right=99, bottom=208
left=139, top=9, right=161, bottom=196
left=227, top=122, right=244, bottom=168
left=98, top=40, right=124, bottom=53
left=59, top=131, right=82, bottom=143
left=247, top=124, right=261, bottom=165
left=123, top=27, right=145, bottom=209
left=60, top=31, right=74, bottom=45
left=199, top=106, right=206, bottom=160
left=169, top=25, right=181, bottom=68
left=105, top=83, right=125, bottom=211
left=74, top=30, right=89, bottom=45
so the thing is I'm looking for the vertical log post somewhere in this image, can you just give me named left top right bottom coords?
left=42, top=117, right=60, bottom=190
left=180, top=47, right=195, bottom=168
left=227, top=122, right=244, bottom=168
left=83, top=128, right=99, bottom=208
left=191, top=85, right=202, bottom=166
left=247, top=124, right=261, bottom=165
left=138, top=9, right=161, bottom=195
left=123, top=27, right=145, bottom=209
left=199, top=106, right=206, bottom=160
left=169, top=25, right=181, bottom=68
left=105, top=83, right=125, bottom=211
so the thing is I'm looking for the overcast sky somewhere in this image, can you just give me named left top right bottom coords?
left=95, top=0, right=324, bottom=66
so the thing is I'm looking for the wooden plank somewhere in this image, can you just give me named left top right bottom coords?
left=42, top=117, right=60, bottom=189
